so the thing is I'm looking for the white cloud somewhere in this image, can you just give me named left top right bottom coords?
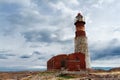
left=49, top=1, right=77, bottom=17
left=68, top=0, right=79, bottom=5
left=92, top=0, right=115, bottom=9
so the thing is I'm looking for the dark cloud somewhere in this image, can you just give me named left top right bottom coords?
left=0, top=56, right=8, bottom=59
left=0, top=54, right=15, bottom=59
left=23, top=30, right=53, bottom=42
left=0, top=50, right=10, bottom=53
left=38, top=57, right=46, bottom=60
left=33, top=51, right=41, bottom=55
left=20, top=51, right=42, bottom=59
left=90, top=39, right=120, bottom=60
left=29, top=45, right=41, bottom=48
left=32, top=56, right=47, bottom=62
left=23, top=30, right=72, bottom=44
left=20, top=55, right=31, bottom=59
left=0, top=50, right=15, bottom=56
left=4, top=54, right=15, bottom=56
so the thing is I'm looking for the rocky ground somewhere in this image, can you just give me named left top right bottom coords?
left=0, top=68, right=120, bottom=80
left=0, top=71, right=39, bottom=80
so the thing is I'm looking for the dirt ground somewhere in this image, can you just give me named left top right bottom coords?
left=0, top=71, right=39, bottom=80
left=0, top=68, right=120, bottom=80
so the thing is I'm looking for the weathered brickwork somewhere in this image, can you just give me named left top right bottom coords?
left=47, top=54, right=67, bottom=70
left=67, top=53, right=86, bottom=71
left=47, top=53, right=86, bottom=71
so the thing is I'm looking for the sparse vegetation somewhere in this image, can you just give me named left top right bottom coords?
left=38, top=71, right=57, bottom=76
left=57, top=73, right=75, bottom=79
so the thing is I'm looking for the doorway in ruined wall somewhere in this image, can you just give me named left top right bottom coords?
left=61, top=60, right=66, bottom=70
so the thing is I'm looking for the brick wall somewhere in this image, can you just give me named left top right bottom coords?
left=47, top=53, right=86, bottom=71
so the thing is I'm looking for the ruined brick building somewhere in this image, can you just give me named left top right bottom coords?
left=47, top=13, right=90, bottom=71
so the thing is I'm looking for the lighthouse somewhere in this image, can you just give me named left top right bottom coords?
left=74, top=13, right=90, bottom=69
left=47, top=13, right=91, bottom=71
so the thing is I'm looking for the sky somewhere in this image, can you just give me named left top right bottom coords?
left=0, top=0, right=120, bottom=70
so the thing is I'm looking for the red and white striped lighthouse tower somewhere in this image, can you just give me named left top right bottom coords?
left=74, top=13, right=90, bottom=69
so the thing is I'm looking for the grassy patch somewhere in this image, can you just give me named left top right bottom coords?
left=38, top=71, right=57, bottom=77
left=57, top=73, right=75, bottom=79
